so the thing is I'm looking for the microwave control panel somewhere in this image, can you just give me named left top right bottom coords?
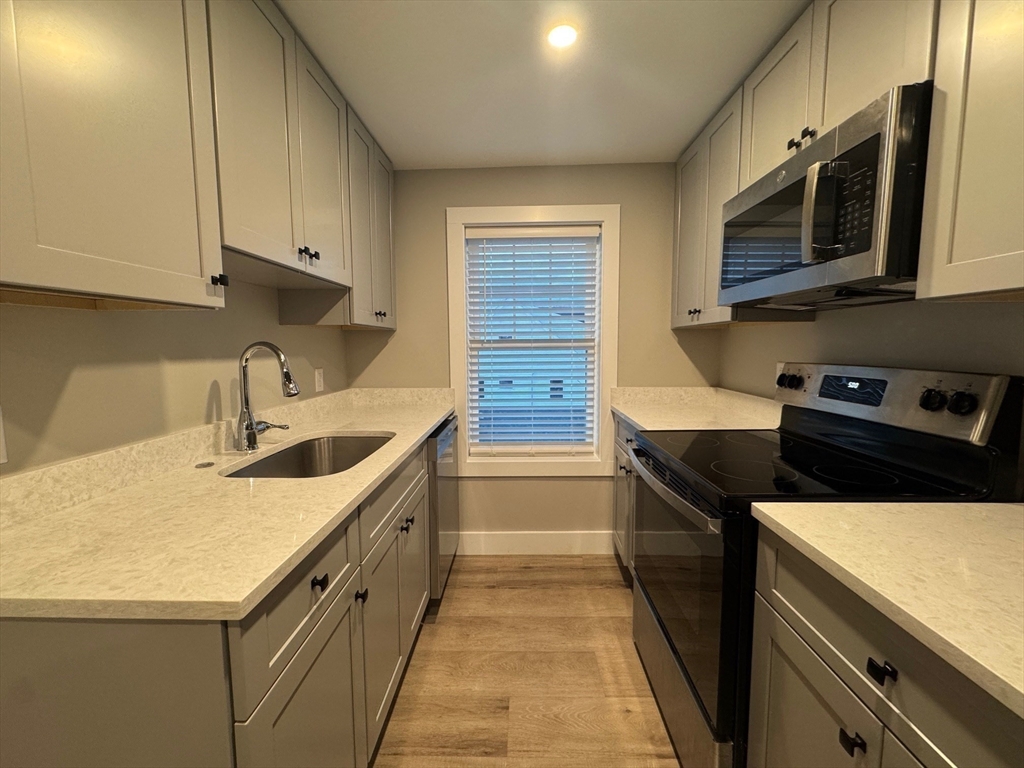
left=831, top=133, right=881, bottom=258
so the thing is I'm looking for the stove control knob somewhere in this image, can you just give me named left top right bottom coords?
left=776, top=373, right=788, bottom=388
left=918, top=388, right=948, bottom=412
left=947, top=391, right=979, bottom=416
left=785, top=374, right=804, bottom=390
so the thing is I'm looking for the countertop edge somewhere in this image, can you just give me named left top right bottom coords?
left=752, top=506, right=1024, bottom=720
left=0, top=405, right=455, bottom=623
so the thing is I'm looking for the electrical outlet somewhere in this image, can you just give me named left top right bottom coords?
left=315, top=368, right=324, bottom=393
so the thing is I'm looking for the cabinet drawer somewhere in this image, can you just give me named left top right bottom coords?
left=758, top=530, right=1024, bottom=768
left=229, top=519, right=357, bottom=722
left=359, top=447, right=425, bottom=560
left=615, top=417, right=636, bottom=448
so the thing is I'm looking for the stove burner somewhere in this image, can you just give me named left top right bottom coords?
left=667, top=434, right=721, bottom=448
left=726, top=433, right=793, bottom=448
left=814, top=465, right=900, bottom=486
left=710, top=460, right=799, bottom=483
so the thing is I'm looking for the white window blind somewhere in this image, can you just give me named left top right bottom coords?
left=465, top=225, right=602, bottom=457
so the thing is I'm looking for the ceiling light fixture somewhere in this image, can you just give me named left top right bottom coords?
left=547, top=25, right=578, bottom=48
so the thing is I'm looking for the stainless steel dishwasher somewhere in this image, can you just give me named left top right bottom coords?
left=427, top=416, right=459, bottom=603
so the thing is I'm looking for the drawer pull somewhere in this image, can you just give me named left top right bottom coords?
left=405, top=515, right=415, bottom=526
left=354, top=588, right=369, bottom=603
left=310, top=573, right=329, bottom=593
left=400, top=523, right=411, bottom=533
left=838, top=729, right=867, bottom=757
left=866, top=657, right=898, bottom=686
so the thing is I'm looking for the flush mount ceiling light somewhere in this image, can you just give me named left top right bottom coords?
left=547, top=24, right=578, bottom=48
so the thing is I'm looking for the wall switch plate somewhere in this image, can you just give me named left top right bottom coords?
left=314, top=368, right=324, bottom=393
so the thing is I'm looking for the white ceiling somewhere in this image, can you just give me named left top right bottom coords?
left=278, top=0, right=807, bottom=170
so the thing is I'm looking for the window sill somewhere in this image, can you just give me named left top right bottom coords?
left=460, top=456, right=615, bottom=478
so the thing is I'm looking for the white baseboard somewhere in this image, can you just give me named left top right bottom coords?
left=458, top=530, right=614, bottom=555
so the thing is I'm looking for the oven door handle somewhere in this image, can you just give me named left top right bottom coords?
left=629, top=449, right=722, bottom=534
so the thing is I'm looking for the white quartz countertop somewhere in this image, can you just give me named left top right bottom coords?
left=611, top=387, right=781, bottom=431
left=0, top=389, right=454, bottom=622
left=753, top=501, right=1024, bottom=719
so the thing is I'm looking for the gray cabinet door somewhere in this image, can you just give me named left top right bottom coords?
left=296, top=40, right=352, bottom=288
left=670, top=139, right=708, bottom=328
left=612, top=442, right=631, bottom=567
left=371, top=142, right=395, bottom=328
left=361, top=513, right=404, bottom=753
left=235, top=568, right=368, bottom=768
left=208, top=0, right=304, bottom=271
left=346, top=107, right=377, bottom=326
left=748, top=594, right=884, bottom=768
left=0, top=0, right=223, bottom=308
left=398, top=478, right=429, bottom=655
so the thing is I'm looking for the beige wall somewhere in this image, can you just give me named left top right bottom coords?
left=345, top=163, right=722, bottom=388
left=461, top=477, right=613, bottom=533
left=0, top=282, right=348, bottom=473
left=720, top=299, right=1024, bottom=398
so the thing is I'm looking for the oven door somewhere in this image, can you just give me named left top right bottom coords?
left=630, top=448, right=741, bottom=741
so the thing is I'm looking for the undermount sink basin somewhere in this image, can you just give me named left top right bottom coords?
left=227, top=434, right=394, bottom=479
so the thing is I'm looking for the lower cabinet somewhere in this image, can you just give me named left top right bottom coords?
left=612, top=441, right=634, bottom=572
left=361, top=511, right=405, bottom=754
left=398, top=478, right=430, bottom=656
left=748, top=594, right=885, bottom=768
left=235, top=568, right=367, bottom=768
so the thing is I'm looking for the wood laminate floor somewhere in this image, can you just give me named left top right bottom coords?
left=374, top=556, right=679, bottom=768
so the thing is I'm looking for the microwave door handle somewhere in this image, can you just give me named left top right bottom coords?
left=629, top=449, right=722, bottom=534
left=801, top=161, right=828, bottom=264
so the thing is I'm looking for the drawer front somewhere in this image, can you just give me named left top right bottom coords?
left=615, top=416, right=637, bottom=448
left=359, top=447, right=425, bottom=560
left=758, top=531, right=1024, bottom=768
left=229, top=519, right=356, bottom=722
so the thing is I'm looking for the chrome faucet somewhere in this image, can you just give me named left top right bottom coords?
left=236, top=341, right=300, bottom=452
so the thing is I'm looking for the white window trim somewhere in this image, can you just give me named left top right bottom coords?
left=447, top=204, right=620, bottom=478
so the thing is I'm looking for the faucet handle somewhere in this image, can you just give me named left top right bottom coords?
left=254, top=421, right=290, bottom=435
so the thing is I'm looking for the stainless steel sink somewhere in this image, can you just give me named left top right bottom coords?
left=227, top=434, right=393, bottom=479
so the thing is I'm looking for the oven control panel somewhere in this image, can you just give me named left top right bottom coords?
left=774, top=363, right=1010, bottom=446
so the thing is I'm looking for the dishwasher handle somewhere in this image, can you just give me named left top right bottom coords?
left=629, top=448, right=722, bottom=534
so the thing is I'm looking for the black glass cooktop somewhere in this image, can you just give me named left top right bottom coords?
left=636, top=429, right=981, bottom=510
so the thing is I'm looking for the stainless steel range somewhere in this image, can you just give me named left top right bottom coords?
left=629, top=364, right=1023, bottom=768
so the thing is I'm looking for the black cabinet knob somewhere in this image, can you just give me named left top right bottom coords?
left=918, top=388, right=948, bottom=412
left=211, top=273, right=229, bottom=287
left=787, top=137, right=802, bottom=150
left=405, top=515, right=415, bottom=526
left=400, top=523, right=410, bottom=532
left=866, top=657, right=898, bottom=686
left=382, top=311, right=388, bottom=317
left=947, top=391, right=979, bottom=416
left=625, top=438, right=634, bottom=444
left=838, top=729, right=867, bottom=757
left=310, top=573, right=329, bottom=592
left=354, top=588, right=369, bottom=603
left=800, top=126, right=817, bottom=140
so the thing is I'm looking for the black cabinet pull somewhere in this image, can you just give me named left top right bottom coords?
left=211, top=273, right=229, bottom=287
left=787, top=137, right=802, bottom=150
left=405, top=515, right=415, bottom=526
left=310, top=573, right=329, bottom=592
left=298, top=246, right=310, bottom=257
left=400, top=523, right=410, bottom=532
left=374, top=310, right=382, bottom=318
left=838, top=729, right=866, bottom=757
left=625, top=438, right=634, bottom=444
left=382, top=311, right=388, bottom=318
left=354, top=588, right=369, bottom=603
left=866, top=657, right=898, bottom=686
left=619, top=464, right=627, bottom=471
left=310, top=250, right=320, bottom=260
left=801, top=126, right=817, bottom=140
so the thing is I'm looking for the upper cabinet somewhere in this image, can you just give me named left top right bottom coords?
left=671, top=139, right=708, bottom=328
left=917, top=0, right=1024, bottom=299
left=740, top=5, right=815, bottom=190
left=740, top=0, right=936, bottom=191
left=208, top=0, right=351, bottom=287
left=0, top=0, right=224, bottom=308
left=371, top=144, right=396, bottom=329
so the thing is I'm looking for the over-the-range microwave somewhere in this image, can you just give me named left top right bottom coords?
left=719, top=82, right=933, bottom=310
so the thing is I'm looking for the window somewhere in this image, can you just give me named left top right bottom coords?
left=447, top=206, right=619, bottom=477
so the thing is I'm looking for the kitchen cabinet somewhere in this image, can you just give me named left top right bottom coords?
left=360, top=509, right=404, bottom=753
left=753, top=528, right=1024, bottom=768
left=208, top=0, right=304, bottom=273
left=209, top=0, right=351, bottom=288
left=917, top=0, right=1024, bottom=299
left=670, top=141, right=708, bottom=328
left=371, top=144, right=397, bottom=328
left=808, top=0, right=936, bottom=132
left=296, top=40, right=353, bottom=288
left=235, top=568, right=368, bottom=768
left=612, top=441, right=634, bottom=573
left=739, top=4, right=814, bottom=189
left=749, top=594, right=885, bottom=768
left=0, top=0, right=224, bottom=308
left=398, top=478, right=429, bottom=656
